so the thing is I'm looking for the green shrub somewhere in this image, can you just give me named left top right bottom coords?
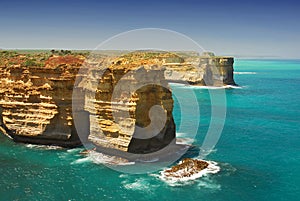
left=23, top=59, right=37, bottom=67
left=165, top=57, right=184, bottom=63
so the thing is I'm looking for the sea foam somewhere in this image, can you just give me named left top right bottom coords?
left=169, top=83, right=242, bottom=89
left=234, top=72, right=257, bottom=74
left=86, top=150, right=135, bottom=166
left=70, top=157, right=92, bottom=165
left=25, top=144, right=63, bottom=150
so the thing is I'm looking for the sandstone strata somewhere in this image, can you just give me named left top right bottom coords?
left=164, top=52, right=236, bottom=86
left=0, top=53, right=84, bottom=147
left=0, top=51, right=176, bottom=153
left=0, top=50, right=236, bottom=153
left=77, top=53, right=175, bottom=153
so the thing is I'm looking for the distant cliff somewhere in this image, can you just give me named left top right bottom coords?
left=164, top=52, right=236, bottom=86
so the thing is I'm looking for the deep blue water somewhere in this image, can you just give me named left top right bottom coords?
left=0, top=59, right=299, bottom=201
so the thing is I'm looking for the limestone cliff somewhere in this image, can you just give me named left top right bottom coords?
left=0, top=50, right=236, bottom=153
left=0, top=51, right=176, bottom=153
left=164, top=52, right=236, bottom=86
left=77, top=53, right=175, bottom=154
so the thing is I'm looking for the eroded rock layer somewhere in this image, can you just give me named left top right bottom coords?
left=0, top=51, right=176, bottom=153
left=164, top=52, right=236, bottom=86
left=0, top=53, right=85, bottom=147
left=79, top=55, right=175, bottom=153
left=0, top=50, right=235, bottom=152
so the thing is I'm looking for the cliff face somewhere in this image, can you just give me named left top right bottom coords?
left=0, top=50, right=235, bottom=153
left=0, top=54, right=84, bottom=147
left=78, top=55, right=175, bottom=154
left=164, top=55, right=236, bottom=86
left=0, top=51, right=176, bottom=153
left=200, top=57, right=236, bottom=86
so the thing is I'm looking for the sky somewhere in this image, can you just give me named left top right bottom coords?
left=0, top=0, right=300, bottom=58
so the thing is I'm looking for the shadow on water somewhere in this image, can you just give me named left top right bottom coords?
left=178, top=145, right=201, bottom=161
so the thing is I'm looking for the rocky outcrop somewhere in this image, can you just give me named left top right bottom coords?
left=160, top=158, right=221, bottom=182
left=162, top=158, right=209, bottom=178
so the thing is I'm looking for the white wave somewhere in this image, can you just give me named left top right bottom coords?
left=123, top=181, right=144, bottom=190
left=87, top=150, right=135, bottom=166
left=176, top=132, right=195, bottom=145
left=176, top=132, right=188, bottom=137
left=191, top=85, right=242, bottom=89
left=122, top=178, right=147, bottom=191
left=158, top=160, right=220, bottom=186
left=25, top=144, right=62, bottom=150
left=122, top=178, right=159, bottom=192
left=170, top=83, right=242, bottom=89
left=189, top=85, right=228, bottom=89
left=57, top=153, right=69, bottom=159
left=70, top=157, right=92, bottom=165
left=67, top=148, right=84, bottom=153
left=234, top=72, right=257, bottom=74
left=223, top=85, right=243, bottom=89
left=196, top=177, right=221, bottom=190
left=119, top=174, right=130, bottom=178
left=176, top=137, right=194, bottom=145
left=70, top=150, right=135, bottom=166
left=136, top=157, right=159, bottom=163
left=198, top=148, right=218, bottom=156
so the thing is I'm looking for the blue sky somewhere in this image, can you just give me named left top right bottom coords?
left=0, top=0, right=299, bottom=58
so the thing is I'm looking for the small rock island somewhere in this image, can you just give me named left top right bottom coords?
left=163, top=158, right=209, bottom=177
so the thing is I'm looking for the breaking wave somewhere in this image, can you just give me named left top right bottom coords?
left=85, top=150, right=135, bottom=166
left=70, top=157, right=92, bottom=165
left=25, top=144, right=63, bottom=150
left=121, top=177, right=159, bottom=192
left=234, top=72, right=257, bottom=74
left=176, top=137, right=195, bottom=145
left=170, top=83, right=242, bottom=89
left=189, top=85, right=242, bottom=89
left=67, top=148, right=84, bottom=153
left=176, top=133, right=194, bottom=145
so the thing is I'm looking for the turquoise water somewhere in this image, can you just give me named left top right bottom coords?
left=0, top=60, right=299, bottom=201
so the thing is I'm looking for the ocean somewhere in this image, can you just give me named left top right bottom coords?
left=0, top=59, right=299, bottom=201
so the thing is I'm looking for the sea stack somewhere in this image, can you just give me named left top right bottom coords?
left=78, top=53, right=176, bottom=154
